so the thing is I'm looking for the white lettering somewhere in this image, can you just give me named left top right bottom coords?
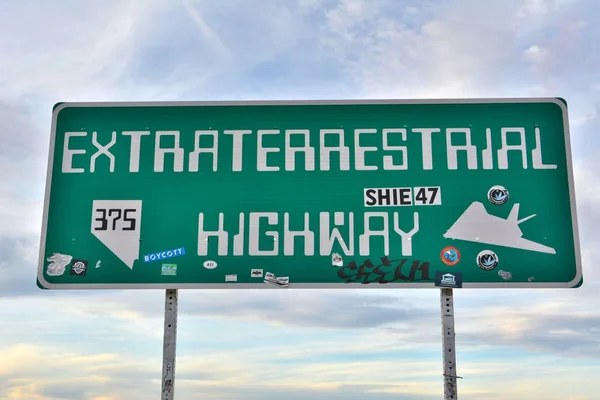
left=446, top=128, right=477, bottom=170
left=393, top=212, right=419, bottom=256
left=285, top=129, right=315, bottom=171
left=320, top=212, right=354, bottom=256
left=154, top=131, right=184, bottom=172
left=62, top=132, right=87, bottom=173
left=61, top=125, right=557, bottom=175
left=382, top=128, right=408, bottom=170
left=412, top=128, right=440, bottom=170
left=257, top=130, right=280, bottom=171
left=198, top=213, right=228, bottom=256
left=249, top=212, right=278, bottom=255
left=482, top=128, right=493, bottom=169
left=122, top=131, right=150, bottom=172
left=320, top=129, right=350, bottom=170
left=532, top=127, right=557, bottom=169
left=283, top=213, right=314, bottom=255
left=90, top=131, right=117, bottom=173
left=359, top=212, right=389, bottom=256
left=354, top=129, right=377, bottom=170
left=189, top=130, right=218, bottom=172
left=224, top=130, right=251, bottom=171
left=233, top=212, right=244, bottom=255
left=498, top=127, right=527, bottom=169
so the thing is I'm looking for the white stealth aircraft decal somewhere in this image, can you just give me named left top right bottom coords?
left=443, top=201, right=556, bottom=254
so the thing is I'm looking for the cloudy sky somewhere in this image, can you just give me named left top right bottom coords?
left=1, top=0, right=599, bottom=399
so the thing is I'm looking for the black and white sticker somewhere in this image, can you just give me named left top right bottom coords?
left=332, top=253, right=343, bottom=267
left=434, top=271, right=463, bottom=288
left=251, top=269, right=264, bottom=278
left=476, top=250, right=499, bottom=271
left=264, top=272, right=289, bottom=287
left=70, top=259, right=88, bottom=276
left=364, top=187, right=441, bottom=207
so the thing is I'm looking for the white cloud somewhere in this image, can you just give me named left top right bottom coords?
left=2, top=327, right=600, bottom=400
left=524, top=44, right=548, bottom=64
left=0, top=1, right=144, bottom=101
left=312, top=0, right=600, bottom=104
left=182, top=0, right=231, bottom=58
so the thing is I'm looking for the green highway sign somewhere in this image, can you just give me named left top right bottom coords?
left=37, top=98, right=582, bottom=289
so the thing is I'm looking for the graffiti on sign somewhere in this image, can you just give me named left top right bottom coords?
left=337, top=256, right=431, bottom=284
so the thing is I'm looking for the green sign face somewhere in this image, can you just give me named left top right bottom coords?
left=37, top=98, right=582, bottom=290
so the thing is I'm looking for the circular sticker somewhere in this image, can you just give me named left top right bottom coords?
left=476, top=250, right=499, bottom=271
left=441, top=246, right=460, bottom=266
left=203, top=260, right=218, bottom=269
left=487, top=185, right=509, bottom=205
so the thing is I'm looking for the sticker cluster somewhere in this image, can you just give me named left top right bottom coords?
left=46, top=253, right=92, bottom=277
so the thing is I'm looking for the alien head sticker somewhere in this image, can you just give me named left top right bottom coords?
left=488, top=185, right=509, bottom=205
left=332, top=252, right=343, bottom=267
left=441, top=246, right=460, bottom=266
left=476, top=250, right=499, bottom=271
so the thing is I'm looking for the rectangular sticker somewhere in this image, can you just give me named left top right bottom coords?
left=264, top=272, right=289, bottom=287
left=413, top=186, right=442, bottom=205
left=143, top=247, right=186, bottom=263
left=161, top=264, right=177, bottom=276
left=435, top=271, right=463, bottom=288
left=225, top=274, right=237, bottom=282
left=363, top=187, right=442, bottom=207
left=251, top=269, right=263, bottom=278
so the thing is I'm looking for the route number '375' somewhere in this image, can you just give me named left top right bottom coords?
left=93, top=208, right=138, bottom=231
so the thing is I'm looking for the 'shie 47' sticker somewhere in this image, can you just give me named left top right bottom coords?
left=488, top=185, right=509, bottom=205
left=440, top=246, right=460, bottom=266
left=477, top=250, right=499, bottom=271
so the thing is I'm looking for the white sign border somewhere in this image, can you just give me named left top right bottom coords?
left=37, top=97, right=583, bottom=290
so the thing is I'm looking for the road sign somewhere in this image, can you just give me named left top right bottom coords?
left=37, top=98, right=582, bottom=289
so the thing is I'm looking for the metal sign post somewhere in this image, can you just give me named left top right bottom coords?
left=441, top=288, right=461, bottom=399
left=161, top=289, right=178, bottom=399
